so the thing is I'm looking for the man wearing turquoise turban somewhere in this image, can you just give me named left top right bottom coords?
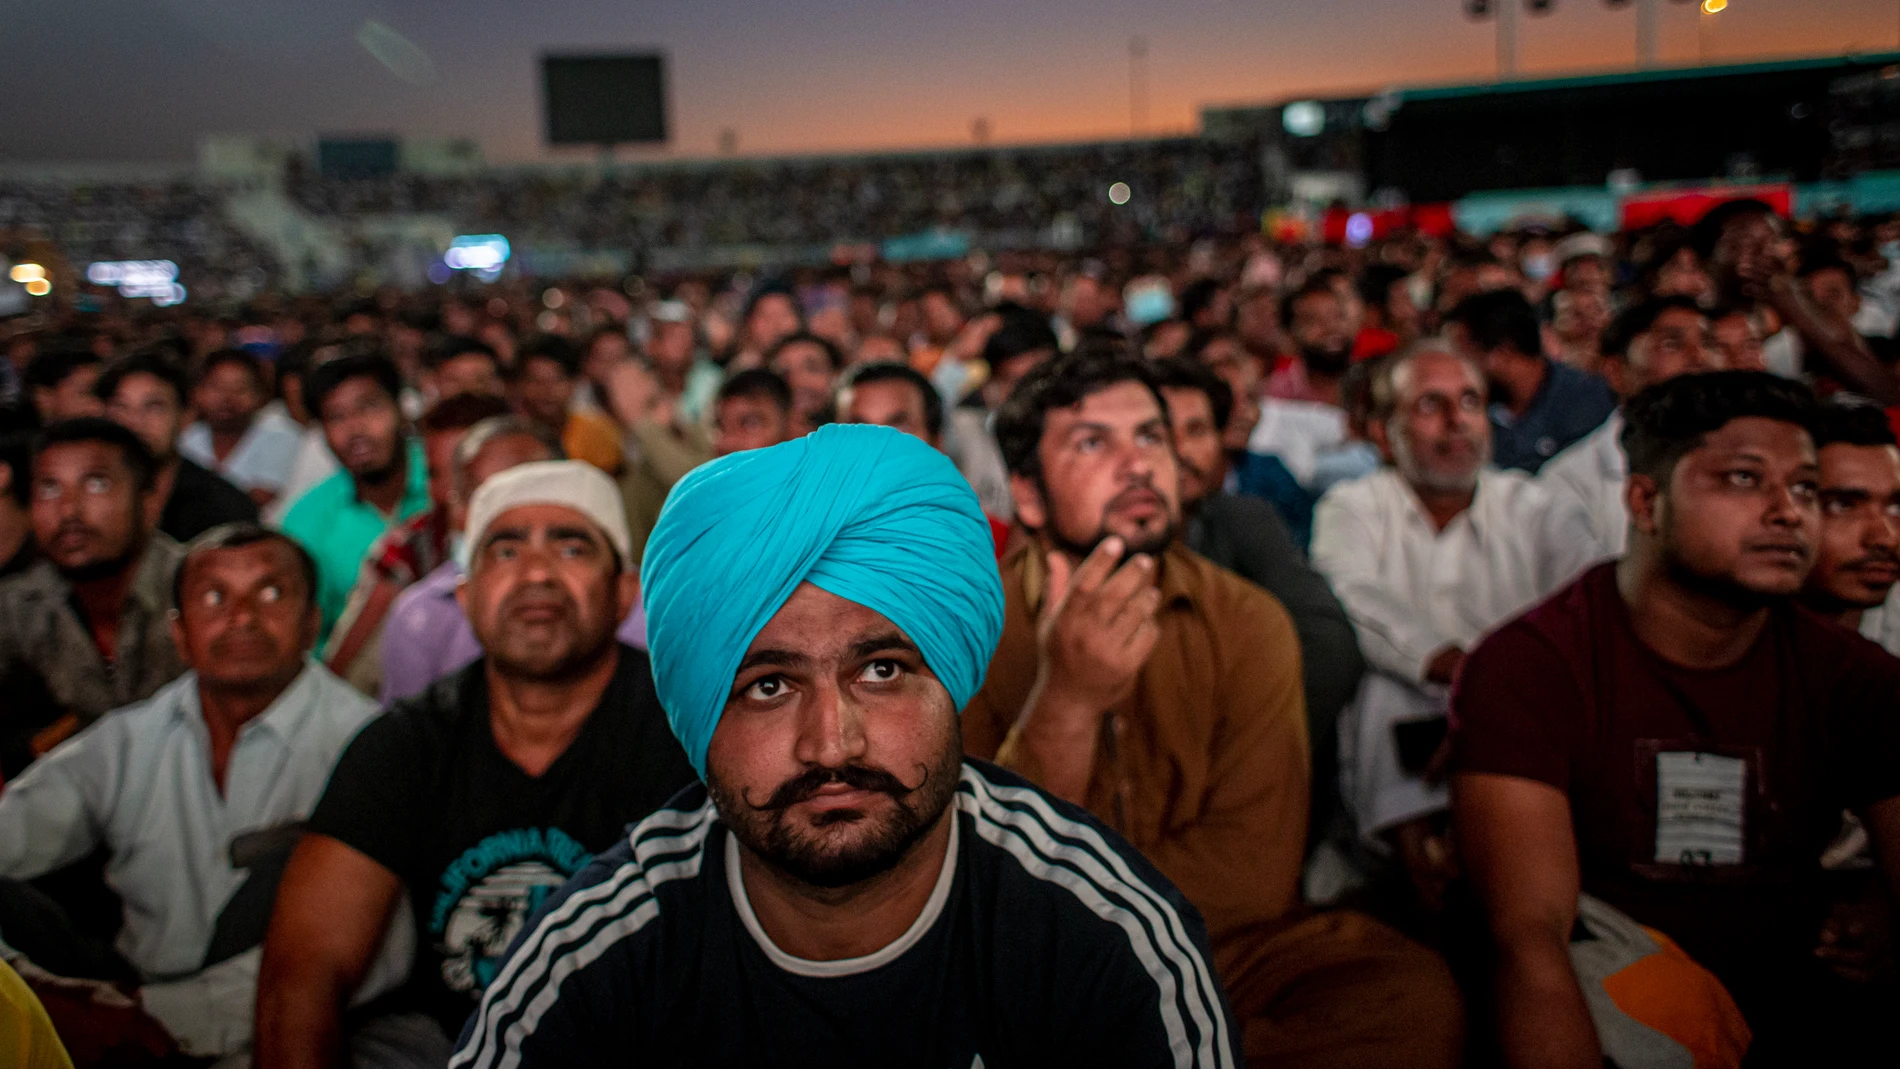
left=456, top=423, right=1238, bottom=1068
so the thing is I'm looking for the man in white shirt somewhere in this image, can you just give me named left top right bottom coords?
left=1312, top=345, right=1598, bottom=910
left=0, top=524, right=402, bottom=1064
left=1540, top=296, right=1723, bottom=558
left=178, top=351, right=304, bottom=510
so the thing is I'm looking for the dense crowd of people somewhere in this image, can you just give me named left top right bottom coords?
left=287, top=137, right=1267, bottom=252
left=0, top=180, right=281, bottom=303
left=0, top=193, right=1898, bottom=1068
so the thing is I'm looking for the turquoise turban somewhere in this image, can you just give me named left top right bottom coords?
left=641, top=424, right=1006, bottom=776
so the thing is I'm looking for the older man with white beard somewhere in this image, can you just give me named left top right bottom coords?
left=1311, top=344, right=1599, bottom=913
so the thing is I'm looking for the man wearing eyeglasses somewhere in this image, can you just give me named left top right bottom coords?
left=1310, top=344, right=1600, bottom=915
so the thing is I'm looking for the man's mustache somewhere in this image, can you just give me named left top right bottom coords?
left=750, top=763, right=922, bottom=812
left=1842, top=548, right=1900, bottom=571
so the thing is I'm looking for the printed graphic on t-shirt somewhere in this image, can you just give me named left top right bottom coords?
left=1654, top=751, right=1747, bottom=866
left=431, top=827, right=594, bottom=994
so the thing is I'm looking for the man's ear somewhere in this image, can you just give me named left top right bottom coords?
left=1367, top=417, right=1395, bottom=465
left=1009, top=473, right=1046, bottom=532
left=299, top=604, right=321, bottom=657
left=141, top=485, right=165, bottom=530
left=168, top=610, right=194, bottom=672
left=1625, top=472, right=1664, bottom=538
left=615, top=568, right=639, bottom=622
left=1600, top=355, right=1630, bottom=399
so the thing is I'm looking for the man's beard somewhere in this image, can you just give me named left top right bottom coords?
left=58, top=532, right=143, bottom=584
left=1391, top=433, right=1482, bottom=495
left=1039, top=478, right=1177, bottom=559
left=1658, top=522, right=1786, bottom=610
left=709, top=728, right=962, bottom=890
left=1301, top=342, right=1352, bottom=378
left=352, top=455, right=401, bottom=485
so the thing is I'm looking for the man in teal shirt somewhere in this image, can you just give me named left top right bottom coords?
left=280, top=353, right=431, bottom=638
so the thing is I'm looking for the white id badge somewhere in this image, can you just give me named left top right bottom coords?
left=1654, top=751, right=1747, bottom=866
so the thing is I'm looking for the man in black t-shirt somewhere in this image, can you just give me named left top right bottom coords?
left=1451, top=372, right=1900, bottom=1068
left=454, top=425, right=1237, bottom=1068
left=256, top=461, right=695, bottom=1065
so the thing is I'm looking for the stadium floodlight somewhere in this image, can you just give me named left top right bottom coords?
left=1107, top=182, right=1132, bottom=205
left=444, top=235, right=511, bottom=273
left=1283, top=101, right=1326, bottom=137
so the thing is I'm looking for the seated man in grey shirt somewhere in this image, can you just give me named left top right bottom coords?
left=0, top=418, right=187, bottom=774
left=0, top=524, right=402, bottom=1064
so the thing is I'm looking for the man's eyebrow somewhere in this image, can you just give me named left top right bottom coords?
left=736, top=648, right=808, bottom=673
left=848, top=631, right=922, bottom=661
left=1821, top=486, right=1874, bottom=502
left=547, top=525, right=600, bottom=543
left=480, top=525, right=528, bottom=548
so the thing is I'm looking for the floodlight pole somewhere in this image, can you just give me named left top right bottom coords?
left=1129, top=37, right=1149, bottom=136
left=1497, top=0, right=1519, bottom=79
left=1636, top=0, right=1660, bottom=68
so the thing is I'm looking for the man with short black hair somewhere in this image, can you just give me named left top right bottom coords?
left=179, top=349, right=303, bottom=508
left=1147, top=355, right=1365, bottom=842
left=23, top=344, right=104, bottom=424
left=96, top=351, right=258, bottom=542
left=321, top=392, right=513, bottom=694
left=259, top=461, right=697, bottom=1065
left=836, top=362, right=944, bottom=446
left=766, top=331, right=844, bottom=437
left=0, top=419, right=186, bottom=770
left=453, top=424, right=1237, bottom=1067
left=1699, top=199, right=1900, bottom=405
left=1453, top=371, right=1900, bottom=1066
left=1448, top=288, right=1615, bottom=473
left=735, top=284, right=803, bottom=367
left=944, top=303, right=1058, bottom=519
left=1357, top=264, right=1421, bottom=357
left=1270, top=279, right=1354, bottom=406
left=971, top=351, right=1463, bottom=1068
left=510, top=335, right=621, bottom=473
left=0, top=524, right=386, bottom=1063
left=1801, top=401, right=1900, bottom=653
left=424, top=337, right=505, bottom=404
left=712, top=368, right=795, bottom=456
left=1540, top=296, right=1724, bottom=556
left=280, top=353, right=431, bottom=637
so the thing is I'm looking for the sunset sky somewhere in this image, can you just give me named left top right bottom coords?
left=2, top=0, right=1896, bottom=164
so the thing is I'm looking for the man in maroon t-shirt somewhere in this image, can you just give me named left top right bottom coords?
left=1450, top=371, right=1900, bottom=1068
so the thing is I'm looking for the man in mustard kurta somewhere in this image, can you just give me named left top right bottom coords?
left=964, top=350, right=1463, bottom=1069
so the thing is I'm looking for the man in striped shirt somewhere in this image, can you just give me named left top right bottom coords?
left=454, top=424, right=1238, bottom=1068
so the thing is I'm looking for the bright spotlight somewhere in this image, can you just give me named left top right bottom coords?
left=8, top=263, right=44, bottom=284
left=24, top=278, right=51, bottom=296
left=1108, top=182, right=1132, bottom=205
left=1701, top=0, right=1726, bottom=12
left=1282, top=101, right=1326, bottom=138
left=1345, top=212, right=1375, bottom=248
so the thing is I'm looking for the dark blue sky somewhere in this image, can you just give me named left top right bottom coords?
left=1, top=0, right=1893, bottom=163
